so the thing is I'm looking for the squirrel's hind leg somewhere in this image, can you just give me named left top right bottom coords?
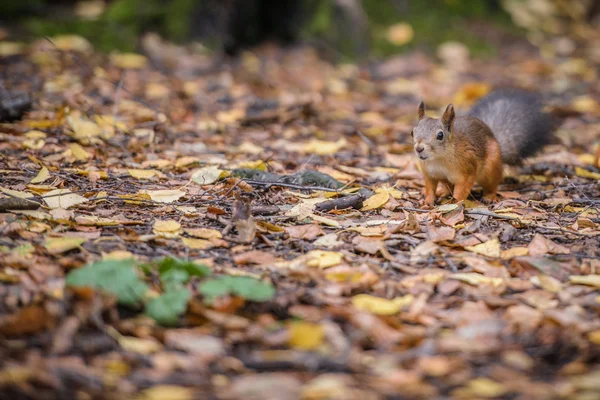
left=479, top=141, right=503, bottom=202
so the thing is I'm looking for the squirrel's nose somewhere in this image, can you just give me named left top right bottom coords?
left=416, top=144, right=425, bottom=153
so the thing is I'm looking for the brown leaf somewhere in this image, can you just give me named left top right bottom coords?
left=426, top=223, right=456, bottom=242
left=233, top=250, right=277, bottom=266
left=527, top=234, right=570, bottom=256
left=285, top=224, right=324, bottom=240
left=0, top=305, right=55, bottom=336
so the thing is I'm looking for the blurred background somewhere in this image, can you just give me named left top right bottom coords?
left=1, top=0, right=599, bottom=63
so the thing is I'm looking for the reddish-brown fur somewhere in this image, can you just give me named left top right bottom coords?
left=413, top=104, right=503, bottom=205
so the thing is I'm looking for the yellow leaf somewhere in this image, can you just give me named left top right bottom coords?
left=102, top=250, right=136, bottom=261
left=110, top=52, right=148, bottom=69
left=310, top=213, right=341, bottom=228
left=288, top=322, right=325, bottom=351
left=0, top=187, right=34, bottom=199
left=351, top=294, right=414, bottom=315
left=588, top=330, right=600, bottom=345
left=501, top=246, right=529, bottom=260
left=303, top=138, right=347, bottom=156
left=136, top=385, right=194, bottom=400
left=532, top=274, right=562, bottom=293
left=95, top=115, right=128, bottom=132
left=575, top=166, right=600, bottom=180
left=465, top=238, right=501, bottom=258
left=216, top=108, right=245, bottom=124
left=66, top=112, right=105, bottom=143
left=191, top=166, right=225, bottom=185
left=452, top=82, right=491, bottom=107
left=43, top=189, right=88, bottom=209
left=181, top=237, right=213, bottom=250
left=175, top=156, right=198, bottom=168
left=184, top=228, right=222, bottom=239
left=386, top=22, right=414, bottom=46
left=361, top=191, right=390, bottom=211
left=9, top=210, right=51, bottom=219
left=466, top=378, right=507, bottom=398
left=236, top=159, right=268, bottom=171
left=30, top=167, right=51, bottom=184
left=52, top=35, right=92, bottom=52
left=569, top=275, right=600, bottom=288
left=450, top=273, right=503, bottom=287
left=153, top=220, right=182, bottom=238
left=325, top=271, right=363, bottom=283
left=69, top=143, right=92, bottom=161
left=128, top=169, right=159, bottom=179
left=572, top=95, right=600, bottom=115
left=44, top=237, right=86, bottom=254
left=0, top=41, right=25, bottom=56
left=305, top=250, right=343, bottom=269
left=75, top=215, right=120, bottom=226
left=142, top=189, right=186, bottom=203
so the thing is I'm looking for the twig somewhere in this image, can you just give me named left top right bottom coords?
left=315, top=193, right=366, bottom=212
left=241, top=179, right=340, bottom=192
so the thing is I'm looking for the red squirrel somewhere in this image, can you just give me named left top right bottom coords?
left=411, top=89, right=555, bottom=204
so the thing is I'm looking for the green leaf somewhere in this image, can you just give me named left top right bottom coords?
left=145, top=288, right=191, bottom=325
left=158, top=257, right=211, bottom=278
left=198, top=276, right=275, bottom=303
left=229, top=276, right=276, bottom=301
left=160, top=268, right=189, bottom=292
left=66, top=260, right=149, bottom=306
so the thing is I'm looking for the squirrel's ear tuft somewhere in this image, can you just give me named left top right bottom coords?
left=442, top=104, right=455, bottom=129
left=418, top=101, right=425, bottom=120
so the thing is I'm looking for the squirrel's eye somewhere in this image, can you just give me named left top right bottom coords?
left=436, top=131, right=444, bottom=141
left=410, top=130, right=414, bottom=138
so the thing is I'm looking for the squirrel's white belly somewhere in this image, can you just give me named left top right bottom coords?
left=421, top=160, right=461, bottom=183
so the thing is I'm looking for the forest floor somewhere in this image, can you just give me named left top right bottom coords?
left=0, top=33, right=600, bottom=400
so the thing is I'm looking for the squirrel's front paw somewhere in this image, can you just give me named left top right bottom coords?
left=424, top=195, right=437, bottom=206
left=482, top=193, right=498, bottom=204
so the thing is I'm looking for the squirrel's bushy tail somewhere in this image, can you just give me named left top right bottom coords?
left=468, top=89, right=555, bottom=165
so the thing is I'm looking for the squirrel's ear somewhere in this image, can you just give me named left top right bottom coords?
left=418, top=101, right=425, bottom=120
left=441, top=104, right=455, bottom=129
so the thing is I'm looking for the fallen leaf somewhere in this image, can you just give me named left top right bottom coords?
left=528, top=234, right=570, bottom=256
left=181, top=237, right=214, bottom=250
left=153, top=220, right=183, bottom=238
left=426, top=224, right=456, bottom=242
left=30, top=167, right=51, bottom=184
left=361, top=191, right=390, bottom=211
left=465, top=238, right=501, bottom=258
left=351, top=294, right=414, bottom=315
left=1, top=187, right=34, bottom=199
left=288, top=321, right=324, bottom=350
left=184, top=228, right=222, bottom=239
left=449, top=273, right=503, bottom=287
left=233, top=250, right=277, bottom=266
left=128, top=169, right=160, bottom=179
left=136, top=385, right=194, bottom=400
left=191, top=166, right=226, bottom=185
left=574, top=166, right=600, bottom=180
left=44, top=237, right=87, bottom=254
left=43, top=189, right=88, bottom=209
left=569, top=275, right=600, bottom=288
left=143, top=189, right=186, bottom=203
left=285, top=224, right=324, bottom=240
left=69, top=143, right=91, bottom=161
left=302, top=138, right=347, bottom=155
left=111, top=52, right=148, bottom=69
